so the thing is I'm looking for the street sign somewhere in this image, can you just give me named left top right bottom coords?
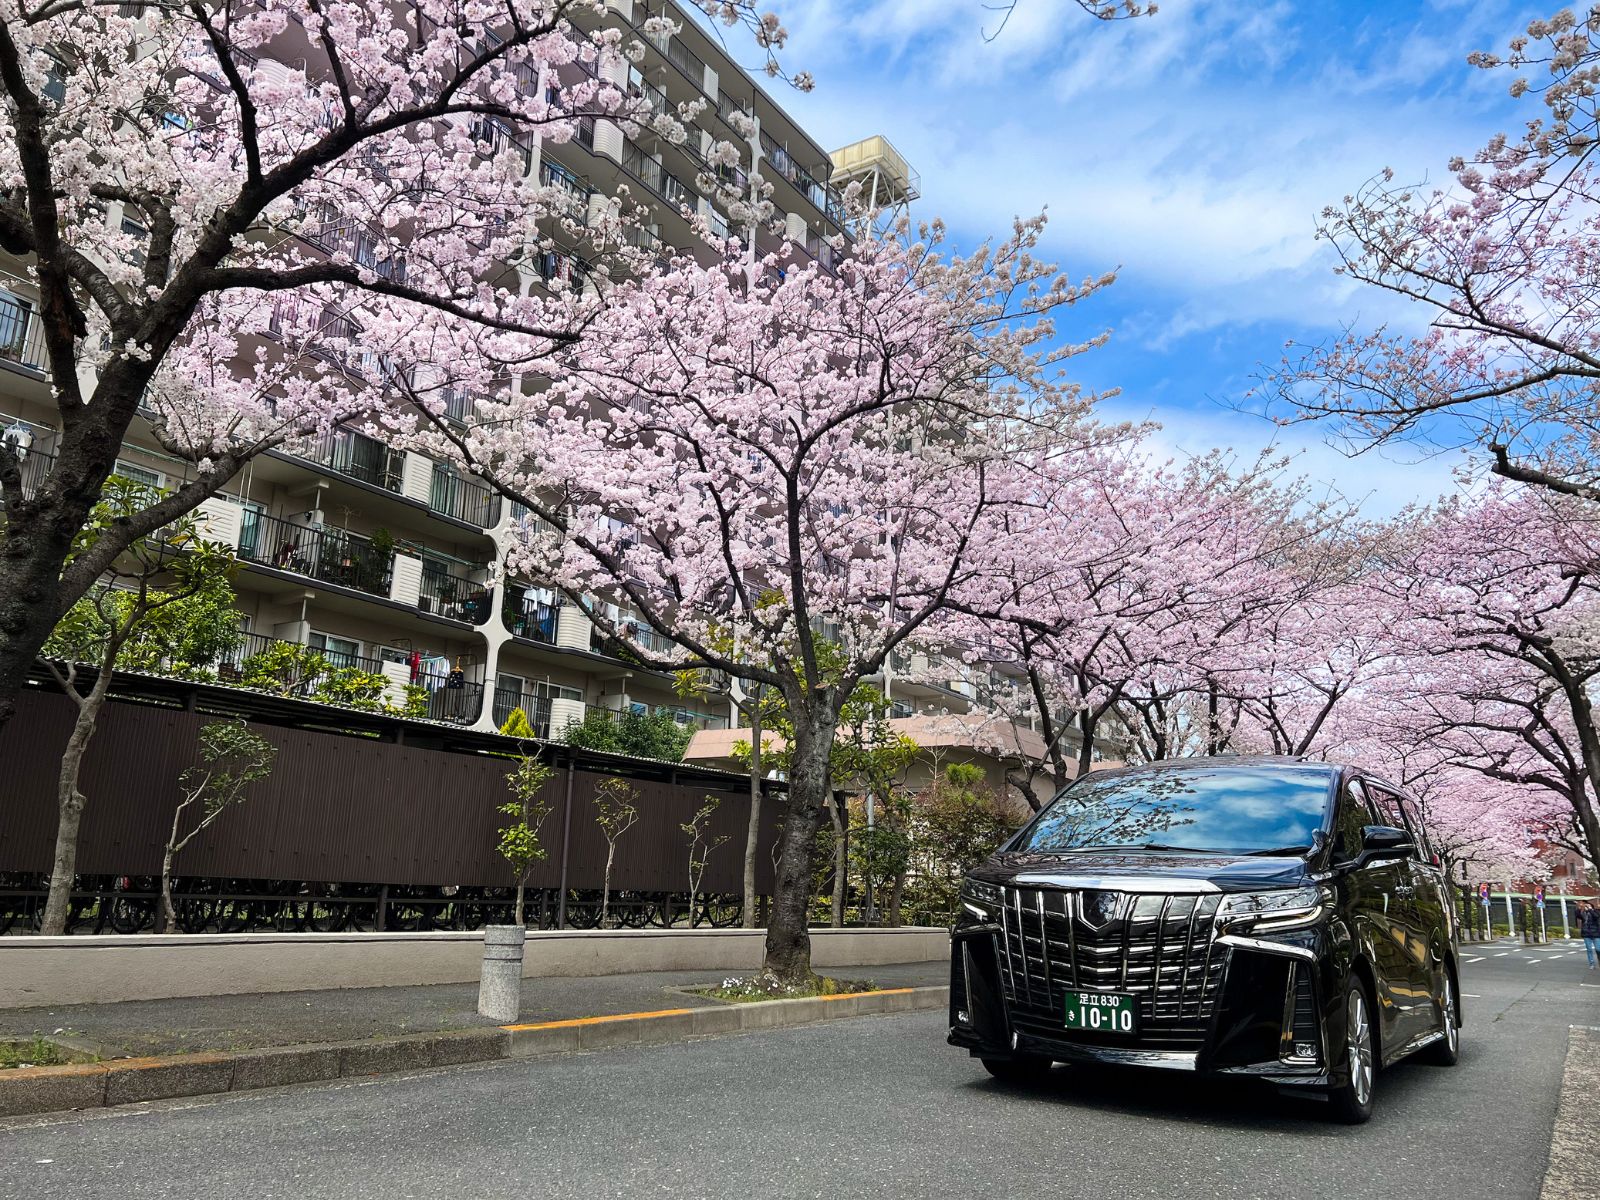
left=1535, top=885, right=1545, bottom=909
left=1478, top=883, right=1490, bottom=902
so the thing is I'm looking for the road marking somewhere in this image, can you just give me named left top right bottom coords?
left=500, top=1007, right=697, bottom=1032
left=1495, top=952, right=1511, bottom=957
left=1464, top=956, right=1484, bottom=963
left=1526, top=959, right=1542, bottom=966
left=1462, top=994, right=1482, bottom=998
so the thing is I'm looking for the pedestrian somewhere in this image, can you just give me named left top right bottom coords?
left=1580, top=901, right=1600, bottom=971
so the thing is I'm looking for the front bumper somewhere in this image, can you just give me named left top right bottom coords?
left=948, top=921, right=1337, bottom=1090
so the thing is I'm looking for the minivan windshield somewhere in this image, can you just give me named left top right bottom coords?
left=1014, top=763, right=1337, bottom=856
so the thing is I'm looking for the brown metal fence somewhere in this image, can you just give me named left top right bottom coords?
left=0, top=688, right=774, bottom=896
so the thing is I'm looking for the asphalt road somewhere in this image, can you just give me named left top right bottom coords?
left=1, top=941, right=1594, bottom=1200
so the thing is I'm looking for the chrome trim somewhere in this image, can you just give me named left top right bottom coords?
left=1217, top=933, right=1317, bottom=962
left=1011, top=873, right=1221, bottom=893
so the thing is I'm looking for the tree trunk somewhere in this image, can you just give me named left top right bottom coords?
left=601, top=844, right=615, bottom=928
left=829, top=796, right=847, bottom=929
left=1553, top=668, right=1600, bottom=877
left=742, top=702, right=762, bottom=929
left=159, top=845, right=178, bottom=934
left=38, top=665, right=115, bottom=935
left=888, top=871, right=906, bottom=928
left=514, top=881, right=525, bottom=927
left=761, top=701, right=835, bottom=986
left=0, top=526, right=79, bottom=739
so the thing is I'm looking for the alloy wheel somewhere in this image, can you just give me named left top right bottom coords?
left=1347, top=989, right=1373, bottom=1107
left=1443, top=977, right=1458, bottom=1054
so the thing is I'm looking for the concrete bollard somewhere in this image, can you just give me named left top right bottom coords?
left=477, top=925, right=526, bottom=1023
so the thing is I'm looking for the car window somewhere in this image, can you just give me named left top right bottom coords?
left=1365, top=784, right=1420, bottom=857
left=1332, top=781, right=1374, bottom=863
left=1014, top=763, right=1338, bottom=856
left=1398, top=796, right=1435, bottom=863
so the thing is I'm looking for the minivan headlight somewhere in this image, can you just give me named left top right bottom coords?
left=1217, top=885, right=1329, bottom=934
left=959, top=878, right=1003, bottom=918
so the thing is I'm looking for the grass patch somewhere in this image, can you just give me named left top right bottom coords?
left=0, top=1037, right=79, bottom=1070
left=695, top=975, right=877, bottom=1003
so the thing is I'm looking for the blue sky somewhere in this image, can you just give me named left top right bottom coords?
left=727, top=0, right=1549, bottom=513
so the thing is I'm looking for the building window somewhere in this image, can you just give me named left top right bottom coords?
left=112, top=459, right=162, bottom=488
left=309, top=631, right=362, bottom=669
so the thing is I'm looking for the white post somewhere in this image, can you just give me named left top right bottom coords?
left=1558, top=884, right=1570, bottom=939
left=477, top=925, right=526, bottom=1022
left=1504, top=880, right=1514, bottom=937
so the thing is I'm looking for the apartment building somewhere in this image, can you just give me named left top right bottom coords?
left=0, top=0, right=871, bottom=743
left=2, top=0, right=1085, bottom=781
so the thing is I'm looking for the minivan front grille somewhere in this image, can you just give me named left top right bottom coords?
left=997, top=886, right=1224, bottom=1050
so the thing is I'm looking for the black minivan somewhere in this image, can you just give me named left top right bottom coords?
left=948, top=757, right=1460, bottom=1122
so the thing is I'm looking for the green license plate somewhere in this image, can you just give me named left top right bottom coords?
left=1064, top=990, right=1138, bottom=1034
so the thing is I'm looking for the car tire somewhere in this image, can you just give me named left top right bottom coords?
left=1420, top=969, right=1461, bottom=1067
left=1327, top=980, right=1377, bottom=1124
left=981, top=1054, right=1053, bottom=1084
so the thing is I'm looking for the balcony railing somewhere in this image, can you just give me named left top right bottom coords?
left=418, top=560, right=492, bottom=624
left=238, top=511, right=394, bottom=597
left=492, top=686, right=553, bottom=737
left=503, top=584, right=561, bottom=643
left=301, top=215, right=407, bottom=283
left=622, top=141, right=696, bottom=211
left=5, top=449, right=54, bottom=502
left=427, top=679, right=483, bottom=725
left=295, top=426, right=403, bottom=492
left=0, top=293, right=46, bottom=374
left=429, top=463, right=501, bottom=527
left=539, top=158, right=592, bottom=218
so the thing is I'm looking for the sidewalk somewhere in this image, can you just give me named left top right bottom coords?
left=0, top=960, right=948, bottom=1060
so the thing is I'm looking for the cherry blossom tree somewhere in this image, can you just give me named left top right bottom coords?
left=1361, top=490, right=1600, bottom=875
left=0, top=0, right=799, bottom=735
left=433, top=213, right=1119, bottom=984
left=1278, top=9, right=1600, bottom=502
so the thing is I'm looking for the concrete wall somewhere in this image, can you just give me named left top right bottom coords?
left=0, top=927, right=949, bottom=1009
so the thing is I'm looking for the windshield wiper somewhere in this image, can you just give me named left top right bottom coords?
left=1242, top=845, right=1312, bottom=857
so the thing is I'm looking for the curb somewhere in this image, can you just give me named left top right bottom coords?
left=1540, top=1026, right=1600, bottom=1200
left=0, top=985, right=948, bottom=1120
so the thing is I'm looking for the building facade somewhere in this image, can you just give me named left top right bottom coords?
left=2, top=0, right=1092, bottom=784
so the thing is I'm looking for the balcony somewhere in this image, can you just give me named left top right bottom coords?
left=503, top=583, right=561, bottom=644
left=300, top=215, right=407, bottom=283
left=295, top=425, right=403, bottom=492
left=492, top=685, right=553, bottom=736
left=427, top=678, right=483, bottom=725
left=0, top=293, right=46, bottom=375
left=622, top=141, right=697, bottom=212
left=238, top=511, right=394, bottom=598
left=5, top=449, right=54, bottom=502
left=429, top=462, right=501, bottom=527
left=540, top=158, right=592, bottom=219
left=417, top=559, right=492, bottom=624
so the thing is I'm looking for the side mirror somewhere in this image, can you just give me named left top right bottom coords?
left=1359, top=825, right=1414, bottom=864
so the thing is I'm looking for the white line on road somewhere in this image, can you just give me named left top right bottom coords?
left=1464, top=956, right=1484, bottom=963
left=1526, top=959, right=1541, bottom=966
left=1495, top=952, right=1511, bottom=957
left=1463, top=993, right=1482, bottom=998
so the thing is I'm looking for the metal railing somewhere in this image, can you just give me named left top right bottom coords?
left=294, top=426, right=403, bottom=492
left=503, top=585, right=561, bottom=644
left=0, top=293, right=46, bottom=373
left=427, top=679, right=482, bottom=725
left=428, top=463, right=501, bottom=527
left=238, top=512, right=394, bottom=597
left=417, top=560, right=492, bottom=624
left=491, top=686, right=553, bottom=736
left=7, top=450, right=54, bottom=501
